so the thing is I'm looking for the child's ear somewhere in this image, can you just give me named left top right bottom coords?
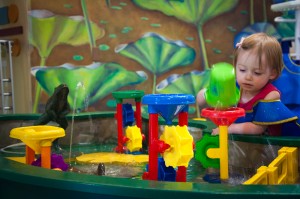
left=269, top=68, right=277, bottom=80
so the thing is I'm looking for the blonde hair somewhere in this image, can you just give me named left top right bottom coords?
left=233, top=33, right=283, bottom=80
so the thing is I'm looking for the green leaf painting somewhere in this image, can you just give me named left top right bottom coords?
left=115, top=32, right=196, bottom=93
left=29, top=10, right=104, bottom=60
left=156, top=70, right=210, bottom=116
left=31, top=63, right=147, bottom=111
left=29, top=9, right=105, bottom=112
left=156, top=70, right=210, bottom=95
left=239, top=22, right=280, bottom=38
left=132, top=0, right=239, bottom=69
left=234, top=22, right=281, bottom=47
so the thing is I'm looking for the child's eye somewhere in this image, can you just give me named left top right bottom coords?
left=239, top=69, right=246, bottom=72
left=254, top=72, right=262, bottom=75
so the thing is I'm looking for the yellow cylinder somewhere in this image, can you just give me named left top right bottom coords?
left=219, top=125, right=228, bottom=180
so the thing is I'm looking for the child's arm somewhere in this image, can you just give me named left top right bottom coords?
left=264, top=90, right=280, bottom=100
left=212, top=122, right=267, bottom=135
left=211, top=90, right=280, bottom=135
left=196, top=88, right=207, bottom=107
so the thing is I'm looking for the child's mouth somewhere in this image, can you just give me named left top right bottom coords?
left=242, top=83, right=253, bottom=88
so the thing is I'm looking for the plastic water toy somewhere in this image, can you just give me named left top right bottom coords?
left=199, top=107, right=245, bottom=181
left=112, top=90, right=144, bottom=153
left=125, top=125, right=143, bottom=152
left=195, top=62, right=244, bottom=181
left=9, top=126, right=65, bottom=169
left=160, top=125, right=193, bottom=168
left=244, top=147, right=299, bottom=185
left=3, top=112, right=300, bottom=197
left=31, top=153, right=68, bottom=171
left=76, top=152, right=148, bottom=164
left=204, top=63, right=240, bottom=109
left=195, top=133, right=220, bottom=169
left=142, top=94, right=195, bottom=182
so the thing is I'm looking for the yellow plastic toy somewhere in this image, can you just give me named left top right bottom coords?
left=243, top=166, right=269, bottom=185
left=205, top=125, right=229, bottom=180
left=200, top=107, right=245, bottom=180
left=268, top=152, right=288, bottom=184
left=76, top=152, right=148, bottom=164
left=278, top=147, right=298, bottom=184
left=10, top=125, right=65, bottom=169
left=243, top=147, right=298, bottom=185
left=160, top=125, right=193, bottom=168
left=125, top=125, right=143, bottom=152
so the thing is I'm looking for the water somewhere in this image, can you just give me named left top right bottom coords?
left=0, top=101, right=296, bottom=185
left=228, top=135, right=281, bottom=184
left=0, top=142, right=25, bottom=155
left=1, top=136, right=298, bottom=185
left=69, top=82, right=90, bottom=163
left=70, top=162, right=146, bottom=179
left=69, top=155, right=206, bottom=182
left=213, top=101, right=226, bottom=110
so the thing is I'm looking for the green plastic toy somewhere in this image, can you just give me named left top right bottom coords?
left=195, top=133, right=220, bottom=169
left=205, top=62, right=240, bottom=109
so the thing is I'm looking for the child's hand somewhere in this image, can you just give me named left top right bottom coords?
left=211, top=127, right=219, bottom=135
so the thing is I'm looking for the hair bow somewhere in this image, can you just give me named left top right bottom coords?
left=236, top=37, right=245, bottom=48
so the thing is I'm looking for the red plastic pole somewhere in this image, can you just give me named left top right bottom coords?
left=135, top=101, right=142, bottom=129
left=116, top=103, right=124, bottom=153
left=177, top=111, right=188, bottom=182
left=176, top=166, right=187, bottom=182
left=148, top=113, right=159, bottom=180
left=178, top=111, right=188, bottom=126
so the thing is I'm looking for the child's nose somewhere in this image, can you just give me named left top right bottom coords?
left=245, top=72, right=252, bottom=80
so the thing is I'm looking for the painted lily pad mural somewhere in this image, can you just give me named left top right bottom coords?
left=31, top=62, right=147, bottom=111
left=115, top=32, right=196, bottom=93
left=29, top=9, right=104, bottom=62
left=29, top=9, right=105, bottom=112
left=234, top=22, right=281, bottom=47
left=156, top=70, right=210, bottom=116
left=132, top=0, right=239, bottom=69
left=234, top=1, right=281, bottom=47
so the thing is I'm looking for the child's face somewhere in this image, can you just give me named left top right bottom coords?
left=235, top=49, right=276, bottom=95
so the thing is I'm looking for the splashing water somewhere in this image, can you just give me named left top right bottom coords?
left=227, top=134, right=281, bottom=184
left=69, top=82, right=86, bottom=163
left=213, top=101, right=224, bottom=111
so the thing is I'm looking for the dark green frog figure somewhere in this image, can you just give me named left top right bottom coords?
left=34, top=84, right=70, bottom=152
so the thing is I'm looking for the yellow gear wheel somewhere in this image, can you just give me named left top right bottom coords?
left=160, top=125, right=194, bottom=168
left=125, top=125, right=142, bottom=152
